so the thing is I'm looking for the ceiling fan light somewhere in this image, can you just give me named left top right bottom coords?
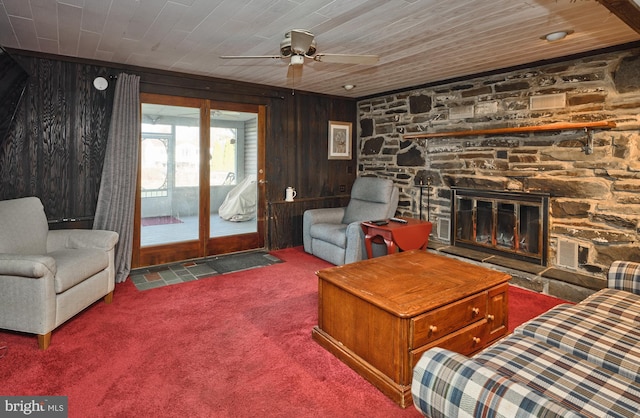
left=546, top=31, right=567, bottom=41
left=290, top=55, right=304, bottom=66
left=542, top=30, right=573, bottom=42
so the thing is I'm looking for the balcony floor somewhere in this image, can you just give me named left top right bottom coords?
left=141, top=214, right=257, bottom=247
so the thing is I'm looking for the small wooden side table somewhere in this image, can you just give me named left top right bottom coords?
left=361, top=217, right=433, bottom=258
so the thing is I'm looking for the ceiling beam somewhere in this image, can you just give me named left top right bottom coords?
left=597, top=0, right=640, bottom=34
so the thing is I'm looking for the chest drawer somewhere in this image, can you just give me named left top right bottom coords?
left=410, top=292, right=487, bottom=349
left=410, top=320, right=488, bottom=367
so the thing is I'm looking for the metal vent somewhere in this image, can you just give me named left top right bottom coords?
left=530, top=93, right=566, bottom=110
left=557, top=238, right=578, bottom=270
left=438, top=218, right=451, bottom=243
left=449, top=105, right=474, bottom=120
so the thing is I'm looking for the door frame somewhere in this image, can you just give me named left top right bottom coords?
left=205, top=101, right=267, bottom=256
left=132, top=93, right=266, bottom=268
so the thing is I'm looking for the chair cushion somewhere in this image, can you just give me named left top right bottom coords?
left=0, top=197, right=49, bottom=255
left=343, top=177, right=395, bottom=224
left=49, top=248, right=109, bottom=293
left=350, top=177, right=395, bottom=203
left=309, top=223, right=348, bottom=248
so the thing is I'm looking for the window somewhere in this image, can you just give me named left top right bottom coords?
left=210, top=126, right=238, bottom=185
left=175, top=125, right=200, bottom=188
left=140, top=129, right=170, bottom=197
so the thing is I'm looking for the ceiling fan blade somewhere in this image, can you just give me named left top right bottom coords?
left=220, top=55, right=282, bottom=60
left=290, top=29, right=314, bottom=55
left=313, top=54, right=379, bottom=65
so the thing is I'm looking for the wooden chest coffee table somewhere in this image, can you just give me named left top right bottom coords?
left=312, top=250, right=511, bottom=407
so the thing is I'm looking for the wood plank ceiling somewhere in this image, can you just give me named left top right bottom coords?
left=0, top=0, right=639, bottom=98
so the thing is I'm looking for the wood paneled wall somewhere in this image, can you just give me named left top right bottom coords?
left=0, top=55, right=114, bottom=221
left=268, top=196, right=351, bottom=249
left=0, top=51, right=357, bottom=249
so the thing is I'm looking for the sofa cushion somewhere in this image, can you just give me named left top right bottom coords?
left=309, top=223, right=347, bottom=248
left=412, top=347, right=581, bottom=418
left=515, top=303, right=640, bottom=384
left=0, top=197, right=49, bottom=255
left=608, top=260, right=640, bottom=294
left=49, top=248, right=109, bottom=293
left=580, top=287, right=640, bottom=325
left=475, top=334, right=640, bottom=418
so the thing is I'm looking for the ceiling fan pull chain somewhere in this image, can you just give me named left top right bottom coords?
left=291, top=65, right=295, bottom=95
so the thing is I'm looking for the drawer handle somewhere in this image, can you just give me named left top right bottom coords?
left=472, top=307, right=480, bottom=316
left=472, top=337, right=481, bottom=345
left=429, top=325, right=438, bottom=335
left=487, top=314, right=495, bottom=321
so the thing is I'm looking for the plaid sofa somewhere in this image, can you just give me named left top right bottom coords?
left=412, top=261, right=640, bottom=418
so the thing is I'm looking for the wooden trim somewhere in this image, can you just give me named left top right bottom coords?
left=403, top=121, right=616, bottom=140
left=597, top=0, right=640, bottom=35
left=257, top=105, right=267, bottom=249
left=269, top=195, right=351, bottom=205
left=199, top=100, right=210, bottom=256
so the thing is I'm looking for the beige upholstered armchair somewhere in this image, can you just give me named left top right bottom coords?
left=0, top=197, right=119, bottom=349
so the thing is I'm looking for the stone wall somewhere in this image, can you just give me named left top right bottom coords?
left=358, top=46, right=640, bottom=279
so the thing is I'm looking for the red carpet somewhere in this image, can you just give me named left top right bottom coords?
left=508, top=285, right=570, bottom=331
left=0, top=248, right=568, bottom=417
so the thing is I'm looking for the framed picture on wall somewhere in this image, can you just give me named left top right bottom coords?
left=328, top=121, right=352, bottom=160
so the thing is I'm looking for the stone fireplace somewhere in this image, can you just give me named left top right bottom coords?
left=356, top=46, right=640, bottom=300
left=452, top=188, right=549, bottom=265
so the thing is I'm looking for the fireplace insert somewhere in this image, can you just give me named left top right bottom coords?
left=451, top=188, right=549, bottom=265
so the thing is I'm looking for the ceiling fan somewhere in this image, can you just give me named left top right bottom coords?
left=220, top=29, right=379, bottom=69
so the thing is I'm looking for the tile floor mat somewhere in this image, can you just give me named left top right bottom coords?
left=129, top=250, right=283, bottom=291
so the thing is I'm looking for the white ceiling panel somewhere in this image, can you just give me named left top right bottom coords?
left=0, top=0, right=639, bottom=98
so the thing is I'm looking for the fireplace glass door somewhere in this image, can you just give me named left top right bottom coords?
left=452, top=188, right=548, bottom=265
left=476, top=200, right=493, bottom=245
left=519, top=205, right=541, bottom=255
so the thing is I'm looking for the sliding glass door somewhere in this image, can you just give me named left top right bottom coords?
left=133, top=94, right=265, bottom=268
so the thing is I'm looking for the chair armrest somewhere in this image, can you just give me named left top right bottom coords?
left=608, top=261, right=640, bottom=295
left=47, top=229, right=119, bottom=252
left=0, top=254, right=57, bottom=335
left=302, top=207, right=346, bottom=252
left=0, top=254, right=57, bottom=278
left=344, top=221, right=366, bottom=264
left=303, top=207, right=346, bottom=225
left=412, top=348, right=580, bottom=418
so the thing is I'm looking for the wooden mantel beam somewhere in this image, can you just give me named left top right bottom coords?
left=402, top=121, right=617, bottom=140
left=597, top=0, right=640, bottom=35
